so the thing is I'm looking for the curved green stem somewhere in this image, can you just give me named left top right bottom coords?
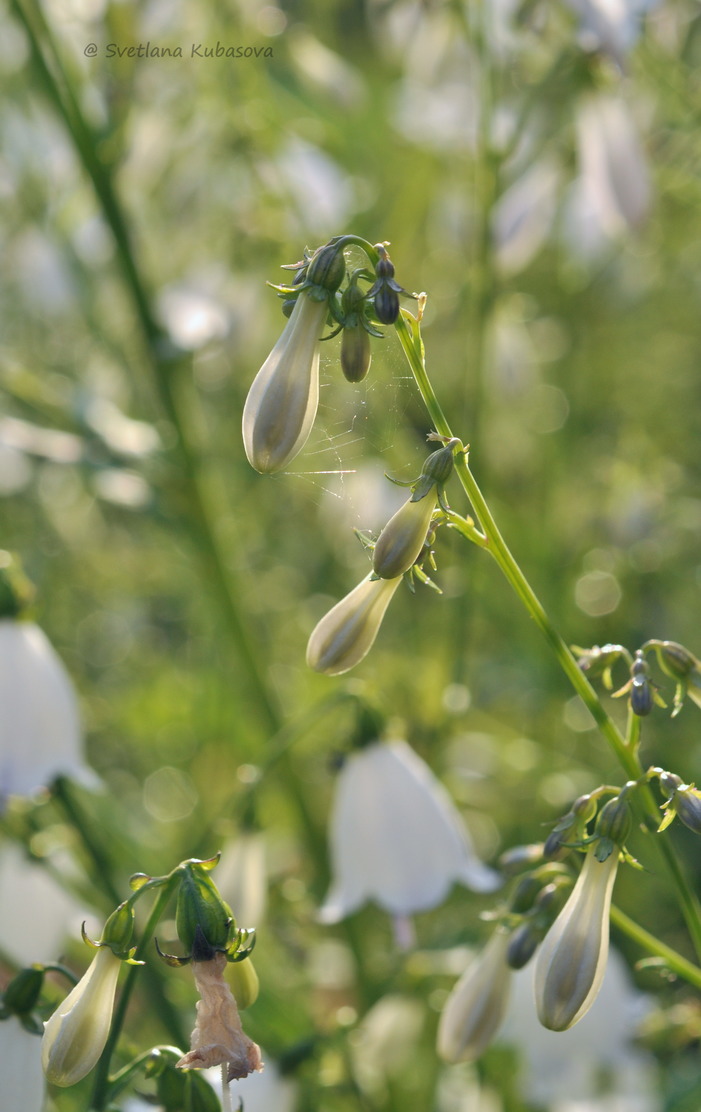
left=90, top=878, right=180, bottom=1112
left=394, top=308, right=701, bottom=960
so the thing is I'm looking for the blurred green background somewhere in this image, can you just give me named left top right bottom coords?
left=3, top=0, right=701, bottom=1108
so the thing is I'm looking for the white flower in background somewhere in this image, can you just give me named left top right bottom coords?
left=242, top=291, right=328, bottom=474
left=493, top=160, right=560, bottom=276
left=575, top=93, right=651, bottom=238
left=306, top=573, right=403, bottom=676
left=42, top=945, right=123, bottom=1086
left=319, top=739, right=499, bottom=930
left=0, top=1017, right=46, bottom=1112
left=437, top=929, right=512, bottom=1064
left=215, top=832, right=267, bottom=928
left=0, top=844, right=84, bottom=966
left=564, top=0, right=659, bottom=66
left=535, top=847, right=619, bottom=1031
left=0, top=618, right=85, bottom=804
left=501, top=948, right=659, bottom=1108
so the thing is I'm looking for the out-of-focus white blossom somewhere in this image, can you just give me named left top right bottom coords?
left=501, top=949, right=659, bottom=1108
left=242, top=291, right=327, bottom=474
left=319, top=739, right=499, bottom=926
left=437, top=929, right=512, bottom=1063
left=535, top=848, right=619, bottom=1031
left=493, top=161, right=560, bottom=275
left=215, top=833, right=267, bottom=928
left=1, top=1017, right=45, bottom=1112
left=564, top=0, right=659, bottom=65
left=0, top=844, right=84, bottom=966
left=0, top=619, right=86, bottom=804
left=42, top=945, right=122, bottom=1087
left=575, top=94, right=651, bottom=238
left=306, top=573, right=403, bottom=676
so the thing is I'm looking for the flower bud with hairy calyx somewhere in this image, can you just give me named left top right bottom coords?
left=306, top=573, right=402, bottom=676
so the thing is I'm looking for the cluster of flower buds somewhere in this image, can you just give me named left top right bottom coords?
left=307, top=439, right=461, bottom=675
left=652, top=769, right=701, bottom=835
left=438, top=782, right=639, bottom=1062
left=242, top=237, right=412, bottom=473
left=574, top=637, right=701, bottom=720
left=38, top=855, right=262, bottom=1094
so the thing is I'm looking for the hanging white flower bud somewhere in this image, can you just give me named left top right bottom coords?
left=372, top=494, right=437, bottom=580
left=42, top=945, right=122, bottom=1087
left=437, top=928, right=512, bottom=1063
left=242, top=292, right=328, bottom=474
left=0, top=618, right=85, bottom=804
left=534, top=847, right=619, bottom=1031
left=306, top=573, right=402, bottom=676
left=319, top=738, right=499, bottom=925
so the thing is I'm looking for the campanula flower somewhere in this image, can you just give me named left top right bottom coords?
left=306, top=573, right=403, bottom=675
left=372, top=494, right=436, bottom=580
left=319, top=738, right=499, bottom=927
left=534, top=847, right=619, bottom=1031
left=0, top=618, right=85, bottom=805
left=437, top=928, right=512, bottom=1063
left=242, top=291, right=328, bottom=473
left=42, top=944, right=123, bottom=1086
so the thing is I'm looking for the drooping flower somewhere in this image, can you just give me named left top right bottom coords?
left=437, top=928, right=513, bottom=1063
left=0, top=617, right=85, bottom=805
left=319, top=739, right=499, bottom=926
left=534, top=846, right=620, bottom=1031
left=42, top=944, right=123, bottom=1087
left=306, top=573, right=403, bottom=676
left=176, top=952, right=263, bottom=1081
left=242, top=291, right=328, bottom=474
left=575, top=93, right=651, bottom=239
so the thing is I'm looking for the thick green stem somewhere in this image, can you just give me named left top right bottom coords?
left=394, top=309, right=701, bottom=960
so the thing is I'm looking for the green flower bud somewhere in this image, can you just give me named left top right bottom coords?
left=228, top=957, right=259, bottom=1010
left=630, top=654, right=653, bottom=716
left=534, top=848, right=619, bottom=1031
left=100, top=901, right=136, bottom=957
left=674, top=787, right=701, bottom=835
left=306, top=572, right=402, bottom=676
left=509, top=875, right=543, bottom=915
left=340, top=323, right=372, bottom=383
left=306, top=242, right=346, bottom=292
left=595, top=795, right=631, bottom=852
left=506, top=924, right=540, bottom=970
left=437, top=928, right=512, bottom=1063
left=176, top=861, right=235, bottom=959
left=2, top=966, right=44, bottom=1018
left=497, top=843, right=544, bottom=873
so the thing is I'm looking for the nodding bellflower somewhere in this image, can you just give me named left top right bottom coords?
left=437, top=928, right=513, bottom=1063
left=306, top=572, right=403, bottom=676
left=534, top=846, right=619, bottom=1031
left=319, top=738, right=499, bottom=928
left=242, top=291, right=328, bottom=474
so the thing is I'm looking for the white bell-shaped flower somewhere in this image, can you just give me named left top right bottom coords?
left=534, top=847, right=619, bottom=1031
left=437, top=928, right=512, bottom=1063
left=42, top=945, right=122, bottom=1086
left=319, top=739, right=499, bottom=925
left=1, top=1017, right=46, bottom=1112
left=0, top=618, right=84, bottom=804
left=306, top=573, right=403, bottom=676
left=575, top=93, right=651, bottom=237
left=242, top=292, right=328, bottom=474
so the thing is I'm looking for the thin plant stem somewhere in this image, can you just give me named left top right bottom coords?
left=610, top=904, right=701, bottom=990
left=393, top=309, right=701, bottom=960
left=90, top=878, right=180, bottom=1112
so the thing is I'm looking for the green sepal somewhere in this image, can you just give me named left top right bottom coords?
left=175, top=859, right=235, bottom=957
